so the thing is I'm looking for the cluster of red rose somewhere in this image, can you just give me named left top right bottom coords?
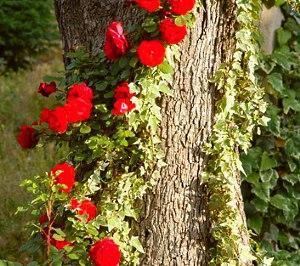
left=105, top=0, right=195, bottom=118
left=39, top=162, right=121, bottom=265
left=17, top=82, right=94, bottom=149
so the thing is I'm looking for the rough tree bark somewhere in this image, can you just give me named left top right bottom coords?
left=54, top=0, right=249, bottom=265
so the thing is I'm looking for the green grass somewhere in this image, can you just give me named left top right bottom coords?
left=0, top=52, right=65, bottom=262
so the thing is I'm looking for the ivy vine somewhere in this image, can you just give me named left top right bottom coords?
left=204, top=0, right=266, bottom=264
left=242, top=5, right=300, bottom=265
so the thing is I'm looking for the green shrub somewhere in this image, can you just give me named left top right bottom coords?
left=242, top=6, right=300, bottom=264
left=0, top=0, right=58, bottom=71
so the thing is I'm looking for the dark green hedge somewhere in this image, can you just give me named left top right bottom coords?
left=0, top=0, right=58, bottom=71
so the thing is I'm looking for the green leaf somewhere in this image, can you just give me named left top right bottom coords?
left=129, top=56, right=138, bottom=68
left=118, top=57, right=129, bottom=69
left=247, top=214, right=263, bottom=234
left=277, top=28, right=292, bottom=46
left=95, top=104, right=108, bottom=113
left=158, top=60, right=174, bottom=74
left=270, top=194, right=290, bottom=211
left=175, top=16, right=186, bottom=26
left=158, top=83, right=172, bottom=96
left=80, top=124, right=91, bottom=134
left=267, top=73, right=286, bottom=96
left=265, top=105, right=281, bottom=135
left=282, top=173, right=300, bottom=185
left=104, top=91, right=114, bottom=99
left=260, top=169, right=278, bottom=188
left=251, top=198, right=268, bottom=213
left=272, top=46, right=294, bottom=70
left=260, top=152, right=277, bottom=171
left=282, top=96, right=300, bottom=114
left=252, top=182, right=271, bottom=202
left=107, top=215, right=122, bottom=231
left=285, top=136, right=300, bottom=159
left=68, top=253, right=80, bottom=260
left=243, top=173, right=259, bottom=185
left=142, top=18, right=157, bottom=33
left=241, top=147, right=263, bottom=174
left=95, top=81, right=109, bottom=91
left=130, top=236, right=145, bottom=253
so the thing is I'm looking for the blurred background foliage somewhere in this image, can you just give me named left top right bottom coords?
left=0, top=52, right=66, bottom=263
left=0, top=0, right=64, bottom=263
left=0, top=0, right=58, bottom=72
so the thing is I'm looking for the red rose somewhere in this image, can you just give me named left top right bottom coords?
left=40, top=107, right=69, bottom=134
left=39, top=213, right=49, bottom=225
left=160, top=18, right=187, bottom=44
left=137, top=40, right=165, bottom=67
left=89, top=238, right=121, bottom=266
left=67, top=83, right=94, bottom=103
left=114, top=82, right=135, bottom=99
left=168, top=0, right=195, bottom=15
left=51, top=163, right=75, bottom=193
left=104, top=22, right=129, bottom=60
left=40, top=108, right=51, bottom=123
left=70, top=198, right=80, bottom=209
left=65, top=98, right=93, bottom=123
left=70, top=198, right=97, bottom=222
left=17, top=125, right=39, bottom=149
left=38, top=82, right=57, bottom=97
left=112, top=98, right=136, bottom=116
left=51, top=239, right=72, bottom=250
left=135, top=0, right=160, bottom=13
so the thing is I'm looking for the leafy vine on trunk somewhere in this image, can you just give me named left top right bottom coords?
left=204, top=0, right=266, bottom=264
left=16, top=1, right=200, bottom=265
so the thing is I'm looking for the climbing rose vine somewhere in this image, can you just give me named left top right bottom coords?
left=17, top=0, right=196, bottom=265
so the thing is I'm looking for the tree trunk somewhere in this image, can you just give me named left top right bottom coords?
left=54, top=0, right=248, bottom=265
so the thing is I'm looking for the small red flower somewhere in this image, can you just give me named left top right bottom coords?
left=135, top=0, right=160, bottom=13
left=104, top=22, right=129, bottom=60
left=39, top=213, right=49, bottom=225
left=137, top=40, right=165, bottom=67
left=70, top=198, right=80, bottom=209
left=51, top=239, right=73, bottom=250
left=168, top=0, right=195, bottom=15
left=70, top=198, right=97, bottom=222
left=112, top=98, right=136, bottom=116
left=160, top=18, right=187, bottom=44
left=51, top=163, right=75, bottom=193
left=38, top=82, right=57, bottom=97
left=65, top=98, right=93, bottom=123
left=40, top=107, right=69, bottom=134
left=89, top=238, right=121, bottom=266
left=114, top=82, right=135, bottom=99
left=17, top=125, right=39, bottom=149
left=40, top=108, right=51, bottom=123
left=67, top=83, right=94, bottom=103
